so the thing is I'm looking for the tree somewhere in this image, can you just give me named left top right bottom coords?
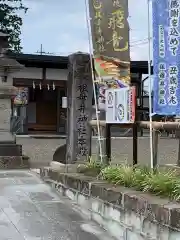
left=0, top=0, right=28, bottom=53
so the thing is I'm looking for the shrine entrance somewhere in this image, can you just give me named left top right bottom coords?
left=11, top=79, right=67, bottom=135
left=27, top=87, right=57, bottom=133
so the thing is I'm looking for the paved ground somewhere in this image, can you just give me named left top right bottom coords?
left=0, top=169, right=112, bottom=240
left=17, top=137, right=62, bottom=167
left=16, top=136, right=178, bottom=167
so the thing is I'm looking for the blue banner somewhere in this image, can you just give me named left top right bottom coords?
left=153, top=0, right=180, bottom=115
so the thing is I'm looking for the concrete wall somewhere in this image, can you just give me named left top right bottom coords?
left=40, top=170, right=180, bottom=240
left=91, top=137, right=179, bottom=166
left=63, top=189, right=177, bottom=240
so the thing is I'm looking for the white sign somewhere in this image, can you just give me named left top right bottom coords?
left=105, top=87, right=136, bottom=124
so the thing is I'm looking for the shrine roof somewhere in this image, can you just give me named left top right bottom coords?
left=8, top=52, right=153, bottom=74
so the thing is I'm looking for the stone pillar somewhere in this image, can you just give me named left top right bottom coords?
left=66, top=52, right=93, bottom=163
left=0, top=83, right=23, bottom=168
left=0, top=32, right=27, bottom=168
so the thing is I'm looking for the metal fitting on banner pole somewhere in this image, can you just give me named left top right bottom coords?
left=53, top=82, right=55, bottom=90
left=33, top=81, right=35, bottom=89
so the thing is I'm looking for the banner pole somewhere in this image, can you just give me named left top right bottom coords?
left=147, top=0, right=154, bottom=169
left=84, top=0, right=103, bottom=163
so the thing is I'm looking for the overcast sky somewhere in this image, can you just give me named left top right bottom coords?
left=20, top=0, right=152, bottom=61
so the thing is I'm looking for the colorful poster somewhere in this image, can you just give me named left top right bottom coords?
left=153, top=0, right=180, bottom=115
left=94, top=57, right=130, bottom=87
left=105, top=87, right=136, bottom=123
left=13, top=87, right=28, bottom=105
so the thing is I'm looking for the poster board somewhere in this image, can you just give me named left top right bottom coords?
left=106, top=87, right=136, bottom=124
left=13, top=87, right=28, bottom=105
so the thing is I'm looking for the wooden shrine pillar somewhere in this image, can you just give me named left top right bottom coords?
left=66, top=52, right=93, bottom=163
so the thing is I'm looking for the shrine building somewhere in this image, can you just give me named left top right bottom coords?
left=8, top=52, right=152, bottom=135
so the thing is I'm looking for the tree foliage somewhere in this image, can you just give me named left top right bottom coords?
left=0, top=0, right=28, bottom=52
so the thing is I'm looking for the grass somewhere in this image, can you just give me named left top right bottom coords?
left=83, top=161, right=180, bottom=201
left=77, top=158, right=107, bottom=176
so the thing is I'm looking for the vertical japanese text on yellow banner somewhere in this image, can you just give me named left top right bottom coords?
left=93, top=0, right=105, bottom=53
left=93, top=0, right=128, bottom=53
left=108, top=0, right=128, bottom=52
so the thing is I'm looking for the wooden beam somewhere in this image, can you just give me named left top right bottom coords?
left=89, top=120, right=180, bottom=130
left=89, top=120, right=106, bottom=127
left=13, top=78, right=66, bottom=87
left=105, top=124, right=111, bottom=162
left=152, top=130, right=159, bottom=168
left=138, top=121, right=180, bottom=130
left=89, top=120, right=134, bottom=128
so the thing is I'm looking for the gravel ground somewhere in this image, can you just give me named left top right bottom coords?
left=16, top=137, right=101, bottom=167
left=16, top=136, right=178, bottom=167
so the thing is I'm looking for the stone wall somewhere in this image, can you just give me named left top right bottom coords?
left=40, top=168, right=180, bottom=240
left=91, top=137, right=179, bottom=165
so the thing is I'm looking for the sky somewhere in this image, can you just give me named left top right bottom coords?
left=20, top=0, right=152, bottom=61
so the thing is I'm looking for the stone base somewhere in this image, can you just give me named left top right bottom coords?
left=49, top=161, right=80, bottom=173
left=53, top=144, right=66, bottom=164
left=0, top=142, right=28, bottom=169
left=0, top=156, right=29, bottom=169
left=0, top=144, right=22, bottom=156
left=0, top=132, right=15, bottom=144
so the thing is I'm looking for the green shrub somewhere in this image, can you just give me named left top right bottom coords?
left=77, top=157, right=107, bottom=175
left=98, top=164, right=180, bottom=200
left=86, top=158, right=103, bottom=171
left=83, top=159, right=180, bottom=200
left=101, top=165, right=134, bottom=187
left=132, top=166, right=151, bottom=191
